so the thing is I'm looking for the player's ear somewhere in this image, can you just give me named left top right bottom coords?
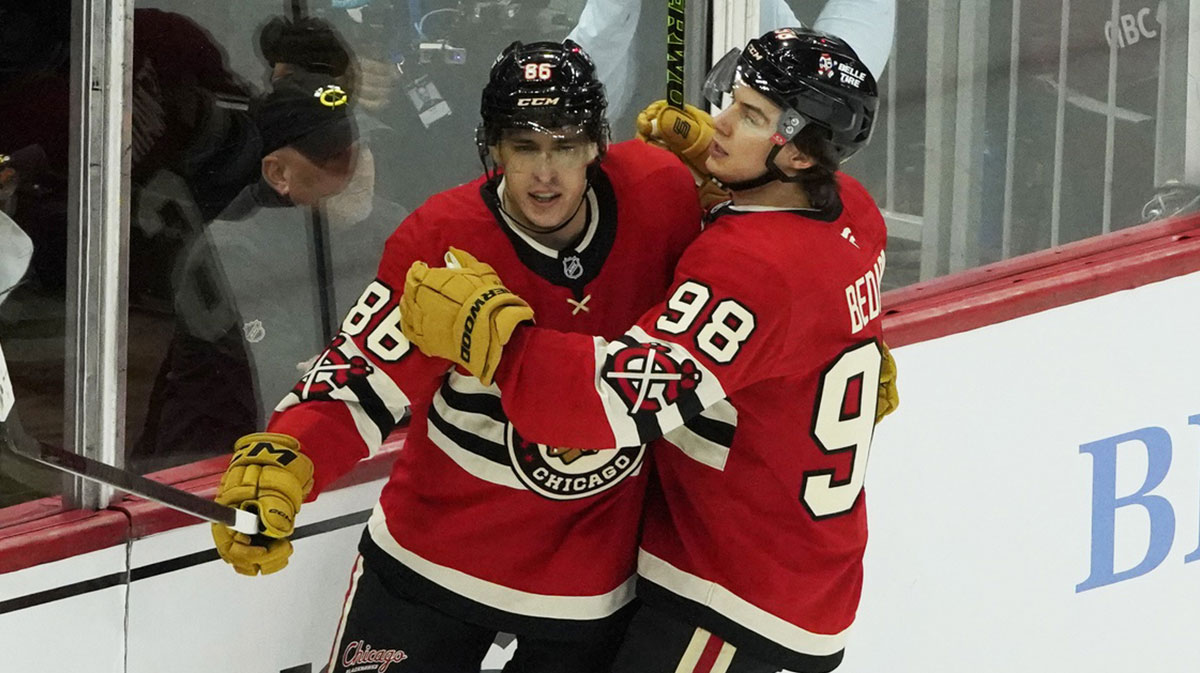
left=261, top=153, right=290, bottom=197
left=488, top=145, right=503, bottom=167
left=779, top=143, right=816, bottom=173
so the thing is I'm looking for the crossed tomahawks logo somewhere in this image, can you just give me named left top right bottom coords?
left=605, top=342, right=701, bottom=413
left=293, top=335, right=374, bottom=400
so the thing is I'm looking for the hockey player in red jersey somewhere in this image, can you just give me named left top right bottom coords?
left=400, top=28, right=888, bottom=673
left=208, top=41, right=704, bottom=673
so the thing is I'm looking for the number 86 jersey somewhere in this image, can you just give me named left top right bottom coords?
left=491, top=174, right=888, bottom=672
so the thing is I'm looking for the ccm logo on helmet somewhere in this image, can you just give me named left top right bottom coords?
left=517, top=97, right=561, bottom=107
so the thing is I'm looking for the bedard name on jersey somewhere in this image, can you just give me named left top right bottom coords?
left=489, top=170, right=887, bottom=669
left=268, top=137, right=701, bottom=637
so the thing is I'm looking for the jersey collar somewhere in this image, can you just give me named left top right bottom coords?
left=481, top=167, right=618, bottom=298
left=706, top=198, right=843, bottom=224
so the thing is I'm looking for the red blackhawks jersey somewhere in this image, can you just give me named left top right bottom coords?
left=267, top=140, right=702, bottom=637
left=492, top=174, right=887, bottom=669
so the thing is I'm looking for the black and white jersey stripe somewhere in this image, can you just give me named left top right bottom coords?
left=275, top=333, right=410, bottom=455
left=663, top=400, right=737, bottom=471
left=426, top=373, right=524, bottom=489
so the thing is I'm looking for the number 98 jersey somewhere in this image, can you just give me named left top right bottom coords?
left=492, top=173, right=888, bottom=671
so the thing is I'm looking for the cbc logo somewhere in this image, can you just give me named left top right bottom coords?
left=1104, top=6, right=1159, bottom=49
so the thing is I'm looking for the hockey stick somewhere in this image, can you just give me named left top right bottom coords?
left=0, top=343, right=258, bottom=533
left=0, top=420, right=261, bottom=535
left=666, top=0, right=686, bottom=109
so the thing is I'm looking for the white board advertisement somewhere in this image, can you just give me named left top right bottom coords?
left=0, top=545, right=128, bottom=672
left=842, top=270, right=1200, bottom=672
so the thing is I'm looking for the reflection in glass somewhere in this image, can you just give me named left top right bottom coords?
left=0, top=2, right=72, bottom=508
left=124, top=1, right=682, bottom=472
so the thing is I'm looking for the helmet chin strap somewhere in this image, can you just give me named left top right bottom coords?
left=718, top=143, right=807, bottom=192
left=499, top=179, right=590, bottom=237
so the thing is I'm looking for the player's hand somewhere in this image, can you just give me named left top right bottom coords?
left=636, top=101, right=715, bottom=176
left=875, top=341, right=899, bottom=423
left=211, top=432, right=315, bottom=576
left=400, top=247, right=534, bottom=386
left=636, top=100, right=729, bottom=209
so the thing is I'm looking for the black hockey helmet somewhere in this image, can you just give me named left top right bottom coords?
left=704, top=27, right=878, bottom=189
left=477, top=39, right=609, bottom=165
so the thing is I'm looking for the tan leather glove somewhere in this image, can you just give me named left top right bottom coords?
left=211, top=433, right=315, bottom=576
left=636, top=100, right=729, bottom=209
left=636, top=101, right=714, bottom=173
left=400, top=247, right=534, bottom=386
left=876, top=341, right=899, bottom=423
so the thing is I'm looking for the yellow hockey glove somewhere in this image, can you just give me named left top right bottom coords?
left=400, top=247, right=534, bottom=386
left=875, top=341, right=899, bottom=424
left=636, top=100, right=729, bottom=208
left=211, top=527, right=294, bottom=577
left=211, top=432, right=315, bottom=576
left=636, top=100, right=715, bottom=176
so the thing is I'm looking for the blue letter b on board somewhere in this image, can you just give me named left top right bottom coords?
left=1077, top=427, right=1175, bottom=592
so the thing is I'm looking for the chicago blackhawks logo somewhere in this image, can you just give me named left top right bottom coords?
left=293, top=335, right=373, bottom=400
left=314, top=84, right=349, bottom=109
left=507, top=424, right=644, bottom=500
left=605, top=342, right=701, bottom=413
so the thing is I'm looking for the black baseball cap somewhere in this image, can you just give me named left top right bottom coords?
left=255, top=71, right=357, bottom=161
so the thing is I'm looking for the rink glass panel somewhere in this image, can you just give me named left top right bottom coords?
left=786, top=0, right=1187, bottom=289
left=120, top=0, right=671, bottom=475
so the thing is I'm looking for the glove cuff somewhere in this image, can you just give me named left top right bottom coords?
left=234, top=432, right=300, bottom=453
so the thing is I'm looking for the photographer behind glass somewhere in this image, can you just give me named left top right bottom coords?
left=138, top=72, right=401, bottom=464
left=309, top=0, right=580, bottom=211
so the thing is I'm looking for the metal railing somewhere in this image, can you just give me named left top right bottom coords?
left=66, top=0, right=133, bottom=509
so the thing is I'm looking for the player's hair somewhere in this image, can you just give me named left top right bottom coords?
left=790, top=126, right=841, bottom=213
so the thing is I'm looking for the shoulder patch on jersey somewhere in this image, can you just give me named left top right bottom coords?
left=605, top=342, right=702, bottom=413
left=292, top=334, right=375, bottom=401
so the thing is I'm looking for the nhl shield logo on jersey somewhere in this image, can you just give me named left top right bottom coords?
left=562, top=254, right=584, bottom=280
left=507, top=424, right=644, bottom=500
left=292, top=335, right=374, bottom=400
left=605, top=342, right=701, bottom=413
